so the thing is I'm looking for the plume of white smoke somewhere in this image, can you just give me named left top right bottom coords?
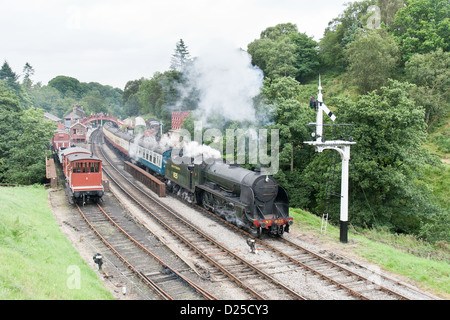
left=182, top=39, right=264, bottom=125
left=128, top=132, right=174, bottom=161
left=181, top=140, right=222, bottom=164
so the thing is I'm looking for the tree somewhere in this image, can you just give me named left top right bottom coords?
left=28, top=85, right=64, bottom=117
left=265, top=37, right=297, bottom=79
left=391, top=0, right=450, bottom=61
left=336, top=80, right=436, bottom=233
left=170, top=39, right=191, bottom=72
left=6, top=108, right=56, bottom=184
left=0, top=88, right=22, bottom=181
left=346, top=28, right=400, bottom=93
left=258, top=76, right=316, bottom=207
left=138, top=74, right=164, bottom=116
left=319, top=0, right=376, bottom=70
left=405, top=48, right=450, bottom=128
left=263, top=77, right=315, bottom=172
left=260, top=22, right=299, bottom=40
left=378, top=0, right=405, bottom=27
left=247, top=23, right=319, bottom=82
left=48, top=75, right=82, bottom=99
left=22, top=62, right=34, bottom=90
left=0, top=61, right=19, bottom=82
left=123, top=79, right=142, bottom=105
left=291, top=33, right=320, bottom=81
left=0, top=61, right=30, bottom=108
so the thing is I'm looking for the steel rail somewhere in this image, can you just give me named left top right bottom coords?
left=75, top=204, right=173, bottom=300
left=186, top=196, right=411, bottom=300
left=95, top=203, right=218, bottom=300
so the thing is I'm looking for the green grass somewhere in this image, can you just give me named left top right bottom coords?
left=289, top=208, right=450, bottom=298
left=0, top=185, right=113, bottom=300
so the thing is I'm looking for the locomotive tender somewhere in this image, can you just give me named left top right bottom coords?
left=103, top=121, right=292, bottom=236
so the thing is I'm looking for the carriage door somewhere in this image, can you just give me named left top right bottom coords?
left=188, top=165, right=194, bottom=191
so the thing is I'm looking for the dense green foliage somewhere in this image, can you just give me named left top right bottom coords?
left=0, top=88, right=56, bottom=184
left=247, top=23, right=319, bottom=82
left=390, top=0, right=449, bottom=61
left=46, top=75, right=124, bottom=117
left=338, top=81, right=439, bottom=234
left=346, top=29, right=400, bottom=93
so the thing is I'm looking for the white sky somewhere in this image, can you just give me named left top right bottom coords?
left=1, top=0, right=349, bottom=89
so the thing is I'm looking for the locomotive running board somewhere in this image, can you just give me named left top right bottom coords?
left=196, top=185, right=247, bottom=209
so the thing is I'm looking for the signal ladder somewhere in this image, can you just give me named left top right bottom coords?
left=321, top=152, right=340, bottom=235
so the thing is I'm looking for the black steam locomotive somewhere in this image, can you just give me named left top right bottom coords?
left=165, top=156, right=292, bottom=237
left=103, top=122, right=292, bottom=237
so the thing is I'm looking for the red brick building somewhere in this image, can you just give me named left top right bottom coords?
left=70, top=122, right=87, bottom=143
left=171, top=111, right=191, bottom=130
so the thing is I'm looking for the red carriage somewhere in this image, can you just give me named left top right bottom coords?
left=61, top=147, right=104, bottom=204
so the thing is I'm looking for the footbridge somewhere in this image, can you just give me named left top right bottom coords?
left=81, top=113, right=130, bottom=128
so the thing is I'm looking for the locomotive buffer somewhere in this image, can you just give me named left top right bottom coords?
left=304, top=77, right=356, bottom=243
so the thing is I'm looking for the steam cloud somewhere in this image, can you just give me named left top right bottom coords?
left=181, top=39, right=264, bottom=124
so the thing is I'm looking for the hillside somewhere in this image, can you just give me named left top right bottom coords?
left=0, top=185, right=113, bottom=299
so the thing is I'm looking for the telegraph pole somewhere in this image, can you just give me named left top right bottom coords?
left=305, top=76, right=355, bottom=243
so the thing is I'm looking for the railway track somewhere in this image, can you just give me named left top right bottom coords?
left=92, top=128, right=432, bottom=300
left=186, top=193, right=430, bottom=300
left=189, top=199, right=419, bottom=300
left=92, top=129, right=306, bottom=300
left=75, top=202, right=216, bottom=300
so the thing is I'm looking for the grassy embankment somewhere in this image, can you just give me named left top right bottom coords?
left=289, top=208, right=449, bottom=299
left=0, top=185, right=113, bottom=300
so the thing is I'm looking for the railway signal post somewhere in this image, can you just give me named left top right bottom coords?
left=304, top=77, right=356, bottom=243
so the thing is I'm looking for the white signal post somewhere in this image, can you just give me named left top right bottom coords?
left=305, top=76, right=355, bottom=243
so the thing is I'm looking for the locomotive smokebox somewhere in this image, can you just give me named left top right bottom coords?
left=242, top=174, right=278, bottom=203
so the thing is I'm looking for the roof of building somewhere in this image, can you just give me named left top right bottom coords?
left=44, top=112, right=61, bottom=122
left=70, top=121, right=87, bottom=128
left=67, top=153, right=101, bottom=162
left=61, top=147, right=90, bottom=156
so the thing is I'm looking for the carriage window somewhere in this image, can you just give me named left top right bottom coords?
left=91, top=162, right=99, bottom=173
left=73, top=163, right=81, bottom=173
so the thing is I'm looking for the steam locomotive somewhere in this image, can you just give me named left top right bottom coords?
left=103, top=122, right=292, bottom=236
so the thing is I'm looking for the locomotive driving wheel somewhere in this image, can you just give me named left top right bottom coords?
left=201, top=191, right=215, bottom=211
